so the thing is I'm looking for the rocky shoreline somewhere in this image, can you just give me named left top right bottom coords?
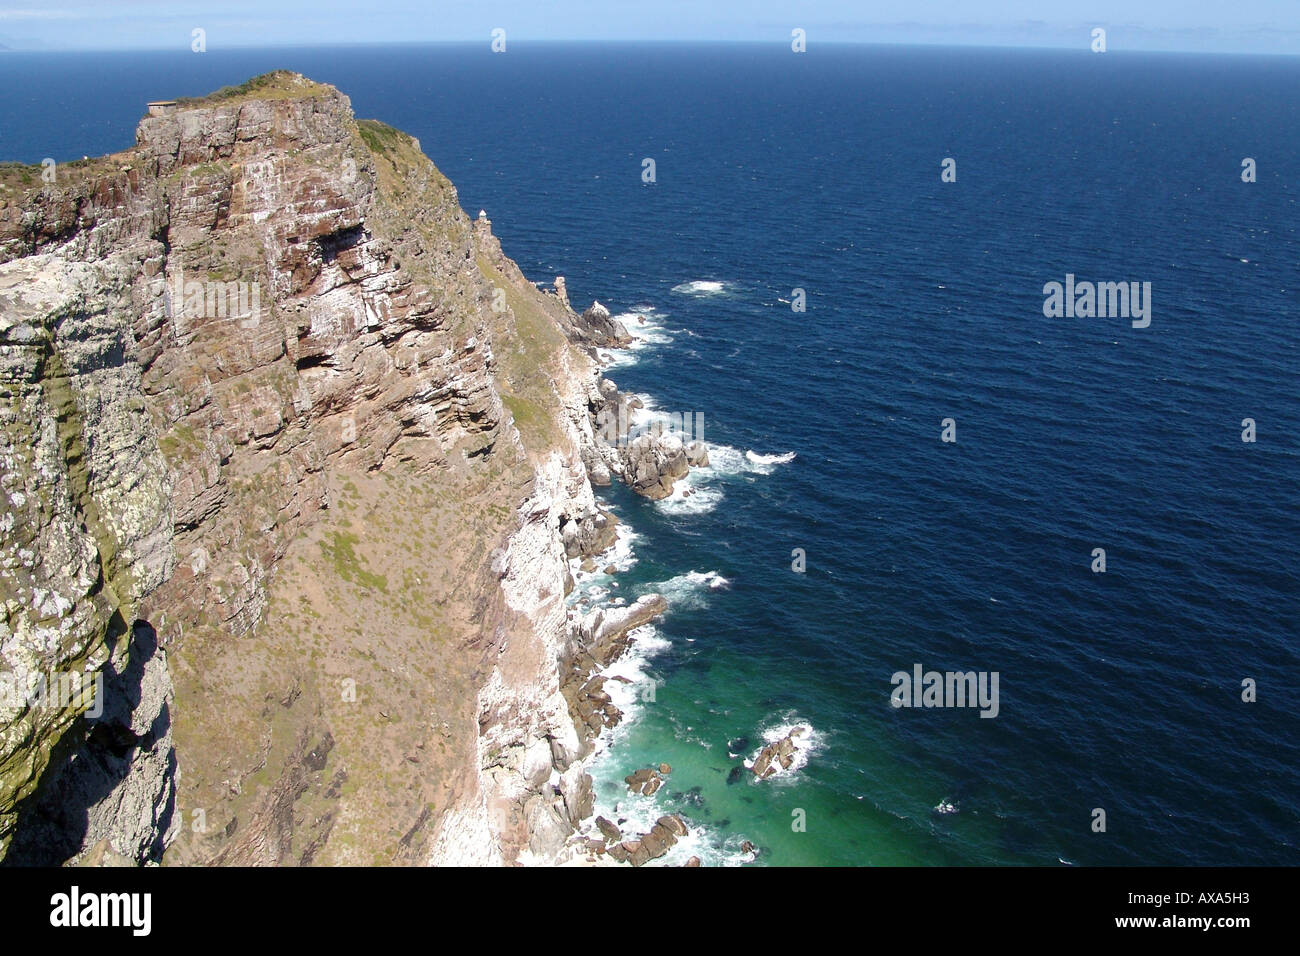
left=458, top=279, right=717, bottom=867
left=509, top=284, right=815, bottom=866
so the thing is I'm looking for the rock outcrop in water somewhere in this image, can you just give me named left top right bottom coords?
left=582, top=372, right=705, bottom=500
left=0, top=71, right=698, bottom=865
left=750, top=726, right=809, bottom=779
left=568, top=301, right=632, bottom=351
left=602, top=812, right=688, bottom=866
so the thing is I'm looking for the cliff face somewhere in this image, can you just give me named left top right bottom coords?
left=0, top=72, right=646, bottom=865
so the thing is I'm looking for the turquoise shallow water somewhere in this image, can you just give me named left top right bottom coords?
left=5, top=43, right=1298, bottom=865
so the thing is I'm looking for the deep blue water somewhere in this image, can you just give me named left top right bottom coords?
left=3, top=44, right=1297, bottom=865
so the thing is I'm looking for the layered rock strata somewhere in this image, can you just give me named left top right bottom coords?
left=0, top=72, right=705, bottom=865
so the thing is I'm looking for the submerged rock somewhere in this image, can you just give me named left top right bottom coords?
left=625, top=766, right=665, bottom=796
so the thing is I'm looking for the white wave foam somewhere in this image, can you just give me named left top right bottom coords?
left=614, top=310, right=673, bottom=346
left=644, top=569, right=731, bottom=609
left=578, top=776, right=755, bottom=867
left=626, top=392, right=666, bottom=429
left=653, top=471, right=724, bottom=514
left=567, top=521, right=641, bottom=606
left=572, top=583, right=757, bottom=867
left=589, top=624, right=671, bottom=753
left=671, top=280, right=729, bottom=296
left=572, top=597, right=755, bottom=867
left=745, top=450, right=796, bottom=471
left=581, top=737, right=757, bottom=867
left=574, top=625, right=753, bottom=865
left=623, top=392, right=701, bottom=433
left=597, top=306, right=672, bottom=369
left=599, top=348, right=639, bottom=370
left=646, top=440, right=791, bottom=517
left=697, top=443, right=796, bottom=477
left=651, top=819, right=757, bottom=868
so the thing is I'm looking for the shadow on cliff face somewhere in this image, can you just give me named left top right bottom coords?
left=1, top=620, right=177, bottom=867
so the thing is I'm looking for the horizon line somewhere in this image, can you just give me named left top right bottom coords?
left=2, top=39, right=1298, bottom=59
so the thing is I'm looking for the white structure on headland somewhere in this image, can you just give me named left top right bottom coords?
left=147, top=101, right=178, bottom=117
left=478, top=209, right=487, bottom=220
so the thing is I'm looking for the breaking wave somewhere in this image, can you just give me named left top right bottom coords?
left=643, top=569, right=731, bottom=609
left=653, top=470, right=724, bottom=515
left=745, top=450, right=796, bottom=469
left=699, top=444, right=797, bottom=477
left=598, top=304, right=673, bottom=369
left=671, top=279, right=730, bottom=296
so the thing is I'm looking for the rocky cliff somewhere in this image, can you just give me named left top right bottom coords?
left=0, top=72, right=699, bottom=865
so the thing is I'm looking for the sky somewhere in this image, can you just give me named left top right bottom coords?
left=0, top=1, right=1298, bottom=54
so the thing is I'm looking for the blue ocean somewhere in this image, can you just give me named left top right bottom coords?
left=4, top=43, right=1297, bottom=865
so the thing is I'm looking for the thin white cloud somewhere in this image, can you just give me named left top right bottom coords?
left=0, top=9, right=84, bottom=19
